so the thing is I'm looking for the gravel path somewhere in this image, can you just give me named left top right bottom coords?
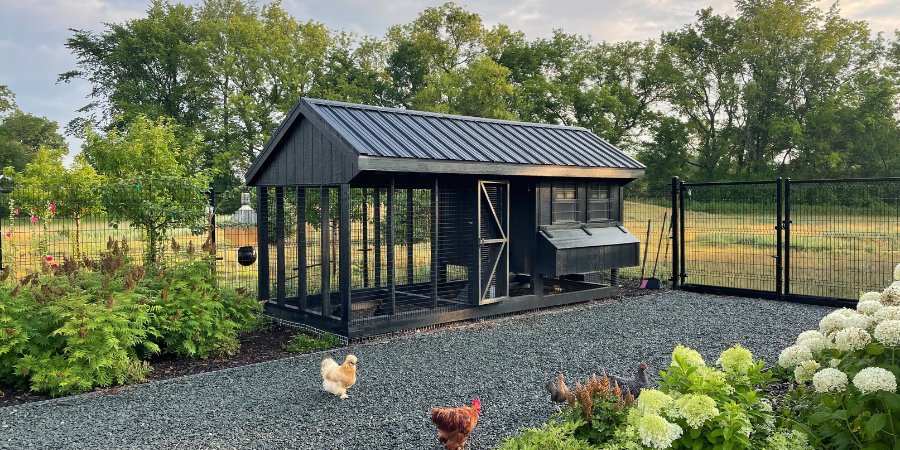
left=0, top=291, right=832, bottom=450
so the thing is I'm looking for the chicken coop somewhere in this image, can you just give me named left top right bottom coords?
left=244, top=98, right=645, bottom=338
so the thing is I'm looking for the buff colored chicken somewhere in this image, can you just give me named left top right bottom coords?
left=321, top=354, right=357, bottom=399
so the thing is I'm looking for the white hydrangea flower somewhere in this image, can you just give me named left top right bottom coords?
left=778, top=345, right=813, bottom=368
left=874, top=320, right=900, bottom=347
left=671, top=394, right=719, bottom=428
left=820, top=311, right=849, bottom=333
left=843, top=314, right=874, bottom=330
left=894, top=263, right=900, bottom=281
left=638, top=389, right=673, bottom=415
left=883, top=286, right=900, bottom=306
left=813, top=368, right=848, bottom=393
left=799, top=336, right=825, bottom=355
left=875, top=306, right=900, bottom=322
left=794, top=360, right=821, bottom=384
left=830, top=358, right=841, bottom=368
left=837, top=308, right=858, bottom=316
left=638, top=414, right=683, bottom=450
left=758, top=399, right=773, bottom=413
left=892, top=280, right=900, bottom=288
left=834, top=327, right=871, bottom=351
left=858, top=300, right=884, bottom=315
left=853, top=367, right=898, bottom=395
left=796, top=330, right=824, bottom=345
left=861, top=291, right=883, bottom=303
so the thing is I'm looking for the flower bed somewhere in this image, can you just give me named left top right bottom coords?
left=498, top=264, right=900, bottom=450
left=0, top=238, right=263, bottom=397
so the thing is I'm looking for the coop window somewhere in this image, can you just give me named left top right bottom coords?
left=552, top=182, right=579, bottom=224
left=587, top=183, right=612, bottom=221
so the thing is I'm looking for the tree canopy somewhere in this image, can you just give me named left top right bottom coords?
left=52, top=0, right=900, bottom=191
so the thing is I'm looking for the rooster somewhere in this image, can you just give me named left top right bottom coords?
left=545, top=373, right=570, bottom=403
left=430, top=399, right=481, bottom=450
left=606, top=363, right=649, bottom=398
left=321, top=354, right=357, bottom=399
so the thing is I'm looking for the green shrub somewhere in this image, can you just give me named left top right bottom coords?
left=0, top=238, right=262, bottom=396
left=142, top=249, right=261, bottom=358
left=283, top=332, right=341, bottom=352
left=496, top=420, right=595, bottom=450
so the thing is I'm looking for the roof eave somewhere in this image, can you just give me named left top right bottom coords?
left=357, top=155, right=645, bottom=179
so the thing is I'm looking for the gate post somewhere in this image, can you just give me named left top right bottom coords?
left=784, top=178, right=791, bottom=296
left=679, top=180, right=686, bottom=286
left=671, top=176, right=680, bottom=290
left=776, top=178, right=783, bottom=301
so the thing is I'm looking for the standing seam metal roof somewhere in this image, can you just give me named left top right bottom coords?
left=304, top=99, right=645, bottom=169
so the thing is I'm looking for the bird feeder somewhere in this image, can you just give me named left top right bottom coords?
left=224, top=192, right=258, bottom=266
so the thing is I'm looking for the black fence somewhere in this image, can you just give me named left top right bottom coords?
left=672, top=177, right=900, bottom=307
left=0, top=184, right=259, bottom=292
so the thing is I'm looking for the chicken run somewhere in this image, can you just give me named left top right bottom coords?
left=245, top=98, right=645, bottom=339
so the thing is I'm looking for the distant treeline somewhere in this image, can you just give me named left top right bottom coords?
left=56, top=0, right=900, bottom=195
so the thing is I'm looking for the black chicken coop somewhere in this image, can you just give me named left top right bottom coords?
left=245, top=98, right=645, bottom=338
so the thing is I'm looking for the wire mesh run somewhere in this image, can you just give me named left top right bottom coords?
left=788, top=180, right=900, bottom=299
left=681, top=182, right=779, bottom=291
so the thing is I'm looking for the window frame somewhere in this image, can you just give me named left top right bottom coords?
left=551, top=181, right=580, bottom=224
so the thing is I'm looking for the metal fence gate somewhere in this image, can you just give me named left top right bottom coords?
left=671, top=177, right=900, bottom=308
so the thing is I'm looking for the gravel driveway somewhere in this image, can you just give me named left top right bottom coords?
left=0, top=291, right=832, bottom=450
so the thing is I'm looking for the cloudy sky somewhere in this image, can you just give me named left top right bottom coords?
left=0, top=0, right=897, bottom=160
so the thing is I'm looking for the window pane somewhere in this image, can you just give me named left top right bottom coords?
left=552, top=182, right=579, bottom=223
left=588, top=183, right=611, bottom=221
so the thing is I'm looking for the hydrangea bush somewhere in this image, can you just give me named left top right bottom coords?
left=773, top=263, right=900, bottom=450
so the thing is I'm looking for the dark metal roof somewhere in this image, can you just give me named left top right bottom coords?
left=244, top=98, right=645, bottom=184
left=303, top=98, right=644, bottom=169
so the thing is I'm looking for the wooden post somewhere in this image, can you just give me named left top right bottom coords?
left=431, top=179, right=439, bottom=308
left=275, top=187, right=285, bottom=305
left=257, top=187, right=270, bottom=303
left=297, top=188, right=307, bottom=310
left=362, top=188, right=369, bottom=288
left=374, top=188, right=381, bottom=287
left=340, top=184, right=351, bottom=325
left=321, top=187, right=331, bottom=316
left=406, top=187, right=414, bottom=285
left=387, top=179, right=396, bottom=315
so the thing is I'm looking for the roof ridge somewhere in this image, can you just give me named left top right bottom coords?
left=302, top=98, right=592, bottom=132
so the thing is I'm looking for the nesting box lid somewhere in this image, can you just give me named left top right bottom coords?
left=226, top=193, right=257, bottom=226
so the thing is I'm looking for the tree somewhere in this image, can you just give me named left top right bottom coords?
left=0, top=85, right=15, bottom=116
left=59, top=0, right=212, bottom=135
left=81, top=116, right=212, bottom=263
left=3, top=148, right=103, bottom=258
left=0, top=111, right=68, bottom=176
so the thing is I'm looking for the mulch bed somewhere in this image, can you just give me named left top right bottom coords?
left=0, top=278, right=670, bottom=409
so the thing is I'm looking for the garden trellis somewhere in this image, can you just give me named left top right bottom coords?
left=245, top=98, right=647, bottom=338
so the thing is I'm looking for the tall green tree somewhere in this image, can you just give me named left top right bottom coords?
left=81, top=116, right=212, bottom=263
left=60, top=0, right=212, bottom=135
left=0, top=111, right=68, bottom=175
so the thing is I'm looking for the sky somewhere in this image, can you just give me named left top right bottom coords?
left=0, top=0, right=897, bottom=164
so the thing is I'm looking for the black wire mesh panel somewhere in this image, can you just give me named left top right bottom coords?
left=788, top=180, right=900, bottom=300
left=682, top=182, right=778, bottom=291
left=620, top=189, right=672, bottom=282
left=345, top=178, right=474, bottom=326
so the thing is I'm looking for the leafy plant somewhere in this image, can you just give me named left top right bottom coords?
left=0, top=237, right=262, bottom=396
left=283, top=332, right=341, bottom=352
left=562, top=372, right=636, bottom=445
left=496, top=419, right=594, bottom=450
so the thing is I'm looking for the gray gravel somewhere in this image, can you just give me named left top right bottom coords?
left=0, top=291, right=831, bottom=450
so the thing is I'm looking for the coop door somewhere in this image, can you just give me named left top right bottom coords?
left=477, top=181, right=509, bottom=304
